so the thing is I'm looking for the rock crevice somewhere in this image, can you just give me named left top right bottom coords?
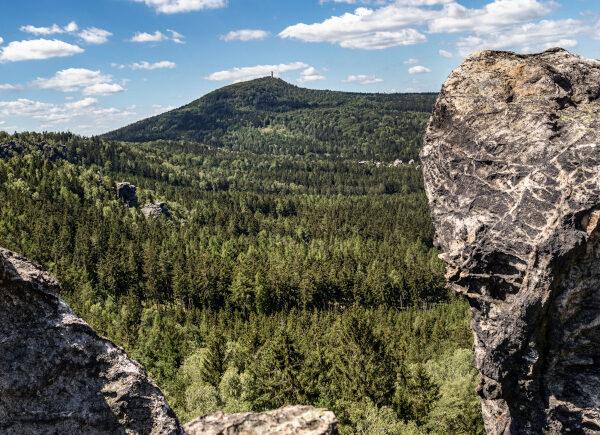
left=421, top=48, right=600, bottom=434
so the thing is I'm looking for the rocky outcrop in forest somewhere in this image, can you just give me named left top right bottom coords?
left=184, top=405, right=338, bottom=435
left=142, top=201, right=170, bottom=219
left=117, top=181, right=138, bottom=207
left=421, top=48, right=600, bottom=434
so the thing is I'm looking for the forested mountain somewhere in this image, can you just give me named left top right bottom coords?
left=0, top=89, right=482, bottom=433
left=103, top=78, right=437, bottom=161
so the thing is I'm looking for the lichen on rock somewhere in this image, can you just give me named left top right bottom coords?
left=421, top=48, right=600, bottom=434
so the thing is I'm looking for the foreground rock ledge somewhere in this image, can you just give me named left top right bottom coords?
left=184, top=405, right=338, bottom=435
left=0, top=247, right=183, bottom=434
left=421, top=48, right=600, bottom=434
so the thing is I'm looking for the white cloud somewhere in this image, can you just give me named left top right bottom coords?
left=0, top=84, right=17, bottom=92
left=167, top=29, right=185, bottom=44
left=130, top=31, right=169, bottom=42
left=82, top=83, right=125, bottom=96
left=0, top=39, right=83, bottom=62
left=20, top=24, right=65, bottom=36
left=343, top=74, right=383, bottom=84
left=279, top=6, right=428, bottom=50
left=455, top=18, right=587, bottom=55
left=20, top=22, right=79, bottom=36
left=129, top=30, right=184, bottom=44
left=427, top=0, right=554, bottom=34
left=403, top=58, right=420, bottom=64
left=278, top=0, right=575, bottom=53
left=0, top=37, right=3, bottom=45
left=130, top=60, right=177, bottom=70
left=30, top=68, right=124, bottom=96
left=79, top=27, right=112, bottom=44
left=205, top=62, right=309, bottom=83
left=20, top=22, right=110, bottom=45
left=439, top=49, right=454, bottom=57
left=408, top=65, right=431, bottom=74
left=221, top=29, right=270, bottom=42
left=130, top=0, right=227, bottom=14
left=297, top=67, right=326, bottom=83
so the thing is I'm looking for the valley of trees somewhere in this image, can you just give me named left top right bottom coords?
left=0, top=83, right=483, bottom=434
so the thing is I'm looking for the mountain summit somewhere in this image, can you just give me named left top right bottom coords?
left=102, top=77, right=436, bottom=159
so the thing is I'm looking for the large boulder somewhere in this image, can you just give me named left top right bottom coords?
left=421, top=48, right=600, bottom=434
left=184, top=405, right=338, bottom=435
left=0, top=247, right=183, bottom=434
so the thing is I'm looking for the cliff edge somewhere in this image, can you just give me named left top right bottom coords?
left=421, top=48, right=600, bottom=434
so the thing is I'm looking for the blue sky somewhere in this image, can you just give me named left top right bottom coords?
left=1, top=0, right=598, bottom=135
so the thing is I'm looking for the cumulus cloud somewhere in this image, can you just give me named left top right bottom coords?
left=297, top=67, right=326, bottom=83
left=130, top=0, right=227, bottom=14
left=278, top=0, right=586, bottom=53
left=20, top=22, right=78, bottom=35
left=221, top=29, right=270, bottom=42
left=342, top=74, right=383, bottom=84
left=20, top=22, right=111, bottom=44
left=130, top=31, right=169, bottom=43
left=129, top=30, right=184, bottom=43
left=279, top=6, right=428, bottom=50
left=403, top=58, right=420, bottom=64
left=79, top=27, right=112, bottom=44
left=30, top=68, right=124, bottom=96
left=0, top=39, right=83, bottom=62
left=408, top=65, right=431, bottom=74
left=205, top=62, right=309, bottom=83
left=455, top=18, right=586, bottom=55
left=439, top=49, right=454, bottom=57
left=0, top=84, right=18, bottom=92
left=130, top=60, right=177, bottom=70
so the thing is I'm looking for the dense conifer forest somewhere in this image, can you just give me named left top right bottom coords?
left=0, top=82, right=483, bottom=433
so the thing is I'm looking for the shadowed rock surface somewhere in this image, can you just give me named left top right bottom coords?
left=421, top=48, right=600, bottom=434
left=0, top=247, right=183, bottom=434
left=184, top=405, right=338, bottom=435
left=117, top=181, right=138, bottom=207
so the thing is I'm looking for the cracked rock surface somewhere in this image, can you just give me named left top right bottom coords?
left=0, top=247, right=183, bottom=434
left=184, top=405, right=338, bottom=435
left=421, top=48, right=600, bottom=434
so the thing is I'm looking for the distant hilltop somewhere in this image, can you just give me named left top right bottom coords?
left=102, top=77, right=437, bottom=160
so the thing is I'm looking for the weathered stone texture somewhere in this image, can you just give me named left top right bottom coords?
left=142, top=202, right=170, bottom=219
left=0, top=247, right=183, bottom=434
left=184, top=405, right=338, bottom=435
left=421, top=48, right=600, bottom=434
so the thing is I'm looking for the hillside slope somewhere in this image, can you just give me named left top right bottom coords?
left=102, top=77, right=437, bottom=160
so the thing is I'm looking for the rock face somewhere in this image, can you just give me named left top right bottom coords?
left=0, top=247, right=183, bottom=434
left=184, top=405, right=338, bottom=435
left=421, top=48, right=600, bottom=434
left=142, top=202, right=170, bottom=219
left=117, top=181, right=138, bottom=207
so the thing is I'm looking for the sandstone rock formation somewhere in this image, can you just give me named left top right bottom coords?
left=421, top=48, right=600, bottom=434
left=142, top=201, right=170, bottom=219
left=0, top=247, right=183, bottom=434
left=184, top=405, right=338, bottom=435
left=117, top=181, right=138, bottom=207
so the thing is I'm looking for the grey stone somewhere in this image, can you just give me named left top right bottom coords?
left=184, top=405, right=338, bottom=435
left=421, top=48, right=600, bottom=434
left=0, top=247, right=183, bottom=434
left=117, top=182, right=138, bottom=207
left=142, top=202, right=170, bottom=219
